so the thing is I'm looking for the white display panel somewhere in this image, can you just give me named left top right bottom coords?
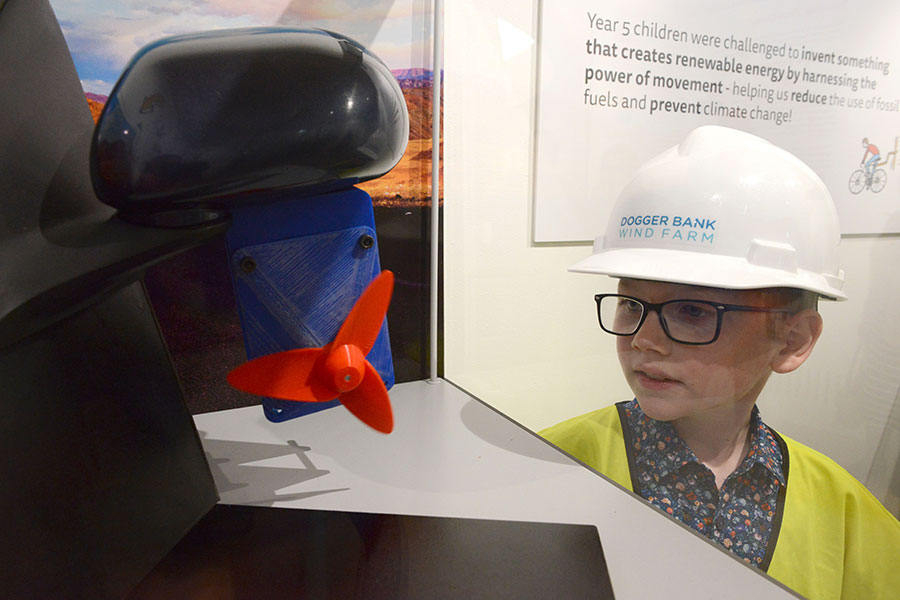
left=533, top=0, right=900, bottom=240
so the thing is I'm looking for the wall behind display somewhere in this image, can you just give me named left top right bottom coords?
left=52, top=0, right=441, bottom=414
left=443, top=0, right=900, bottom=515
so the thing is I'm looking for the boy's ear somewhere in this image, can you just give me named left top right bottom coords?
left=771, top=309, right=824, bottom=374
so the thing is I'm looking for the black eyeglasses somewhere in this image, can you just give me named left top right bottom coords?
left=594, top=294, right=792, bottom=345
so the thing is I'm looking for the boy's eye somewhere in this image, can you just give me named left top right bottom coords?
left=619, top=299, right=643, bottom=313
left=671, top=302, right=716, bottom=321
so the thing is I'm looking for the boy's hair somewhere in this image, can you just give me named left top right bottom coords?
left=761, top=287, right=820, bottom=313
left=758, top=288, right=819, bottom=339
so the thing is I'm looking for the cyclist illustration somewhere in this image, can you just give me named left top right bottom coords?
left=848, top=136, right=897, bottom=194
left=861, top=137, right=880, bottom=176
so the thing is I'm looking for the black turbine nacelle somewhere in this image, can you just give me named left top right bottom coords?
left=91, top=27, right=409, bottom=227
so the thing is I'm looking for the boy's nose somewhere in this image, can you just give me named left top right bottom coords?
left=630, top=310, right=671, bottom=354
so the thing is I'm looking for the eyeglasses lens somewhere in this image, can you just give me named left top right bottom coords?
left=662, top=301, right=718, bottom=343
left=598, top=296, right=643, bottom=334
left=598, top=296, right=720, bottom=344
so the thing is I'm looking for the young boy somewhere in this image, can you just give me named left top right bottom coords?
left=541, top=126, right=900, bottom=600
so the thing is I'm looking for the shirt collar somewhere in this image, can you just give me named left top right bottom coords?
left=624, top=399, right=785, bottom=487
left=742, top=407, right=786, bottom=487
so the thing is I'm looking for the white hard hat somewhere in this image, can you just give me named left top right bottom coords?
left=570, top=126, right=847, bottom=301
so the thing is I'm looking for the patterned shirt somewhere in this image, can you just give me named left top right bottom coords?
left=621, top=399, right=786, bottom=568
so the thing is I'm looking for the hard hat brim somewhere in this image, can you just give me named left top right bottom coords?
left=569, top=248, right=847, bottom=301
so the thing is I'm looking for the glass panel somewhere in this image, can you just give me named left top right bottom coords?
left=443, top=2, right=900, bottom=598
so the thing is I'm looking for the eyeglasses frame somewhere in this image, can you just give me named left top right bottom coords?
left=593, top=293, right=794, bottom=346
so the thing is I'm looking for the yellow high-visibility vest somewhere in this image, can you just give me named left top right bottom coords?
left=541, top=404, right=900, bottom=600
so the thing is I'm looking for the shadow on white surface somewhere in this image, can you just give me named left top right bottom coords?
left=459, top=400, right=573, bottom=465
left=199, top=432, right=349, bottom=506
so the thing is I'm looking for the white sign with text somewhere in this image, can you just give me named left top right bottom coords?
left=533, top=0, right=900, bottom=240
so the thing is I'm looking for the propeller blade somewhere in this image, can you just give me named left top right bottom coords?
left=331, top=270, right=393, bottom=356
left=227, top=348, right=337, bottom=402
left=338, top=360, right=394, bottom=433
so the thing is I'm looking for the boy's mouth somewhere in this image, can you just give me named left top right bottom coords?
left=634, top=369, right=681, bottom=389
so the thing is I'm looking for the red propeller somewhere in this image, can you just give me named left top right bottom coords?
left=227, top=270, right=395, bottom=433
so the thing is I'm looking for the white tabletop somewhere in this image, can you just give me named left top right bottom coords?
left=193, top=379, right=800, bottom=599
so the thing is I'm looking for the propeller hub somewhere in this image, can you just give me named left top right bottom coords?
left=323, top=344, right=365, bottom=392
